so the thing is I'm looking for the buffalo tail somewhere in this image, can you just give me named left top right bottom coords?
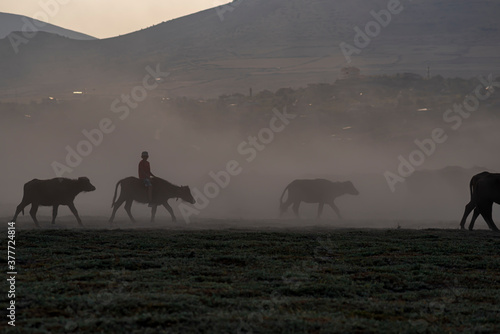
left=111, top=180, right=121, bottom=207
left=279, top=184, right=290, bottom=211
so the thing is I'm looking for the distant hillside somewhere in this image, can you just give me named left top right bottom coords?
left=0, top=0, right=499, bottom=100
left=0, top=12, right=96, bottom=40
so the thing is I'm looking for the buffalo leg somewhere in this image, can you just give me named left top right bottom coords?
left=328, top=202, right=343, bottom=219
left=478, top=202, right=499, bottom=231
left=109, top=198, right=126, bottom=223
left=12, top=200, right=29, bottom=222
left=460, top=201, right=475, bottom=230
left=68, top=202, right=83, bottom=226
left=124, top=200, right=136, bottom=223
left=163, top=202, right=177, bottom=222
left=317, top=203, right=324, bottom=219
left=29, top=203, right=40, bottom=227
left=151, top=205, right=158, bottom=223
left=51, top=205, right=59, bottom=224
left=468, top=207, right=481, bottom=231
left=280, top=200, right=293, bottom=217
left=292, top=201, right=301, bottom=218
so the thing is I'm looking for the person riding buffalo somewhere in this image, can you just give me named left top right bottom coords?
left=138, top=151, right=156, bottom=206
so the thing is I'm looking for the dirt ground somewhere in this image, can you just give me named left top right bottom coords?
left=2, top=219, right=499, bottom=333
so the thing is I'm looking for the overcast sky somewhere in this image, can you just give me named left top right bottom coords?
left=1, top=0, right=232, bottom=39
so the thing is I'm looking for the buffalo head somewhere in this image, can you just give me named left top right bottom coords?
left=179, top=186, right=195, bottom=204
left=78, top=177, right=97, bottom=192
left=345, top=181, right=359, bottom=196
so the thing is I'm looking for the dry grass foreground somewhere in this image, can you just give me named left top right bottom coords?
left=2, top=226, right=500, bottom=333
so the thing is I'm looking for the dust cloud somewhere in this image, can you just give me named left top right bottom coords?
left=2, top=82, right=500, bottom=231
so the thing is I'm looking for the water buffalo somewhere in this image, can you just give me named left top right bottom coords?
left=12, top=177, right=96, bottom=227
left=280, top=179, right=359, bottom=219
left=109, top=177, right=195, bottom=223
left=460, top=171, right=500, bottom=231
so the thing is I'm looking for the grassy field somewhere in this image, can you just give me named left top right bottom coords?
left=2, top=223, right=500, bottom=333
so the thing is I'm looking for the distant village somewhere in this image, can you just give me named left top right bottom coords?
left=2, top=71, right=499, bottom=143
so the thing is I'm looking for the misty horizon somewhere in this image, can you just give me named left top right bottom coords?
left=2, top=74, right=500, bottom=228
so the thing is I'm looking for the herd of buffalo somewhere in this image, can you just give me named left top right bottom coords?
left=9, top=172, right=500, bottom=231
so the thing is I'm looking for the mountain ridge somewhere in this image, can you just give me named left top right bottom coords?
left=0, top=12, right=96, bottom=40
left=1, top=0, right=499, bottom=100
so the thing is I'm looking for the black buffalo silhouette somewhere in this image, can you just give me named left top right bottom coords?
left=460, top=171, right=500, bottom=231
left=12, top=177, right=96, bottom=227
left=280, top=179, right=359, bottom=219
left=109, top=177, right=195, bottom=223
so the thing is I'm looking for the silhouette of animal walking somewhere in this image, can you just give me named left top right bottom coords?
left=12, top=177, right=96, bottom=227
left=109, top=177, right=195, bottom=223
left=279, top=179, right=359, bottom=219
left=460, top=171, right=500, bottom=231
